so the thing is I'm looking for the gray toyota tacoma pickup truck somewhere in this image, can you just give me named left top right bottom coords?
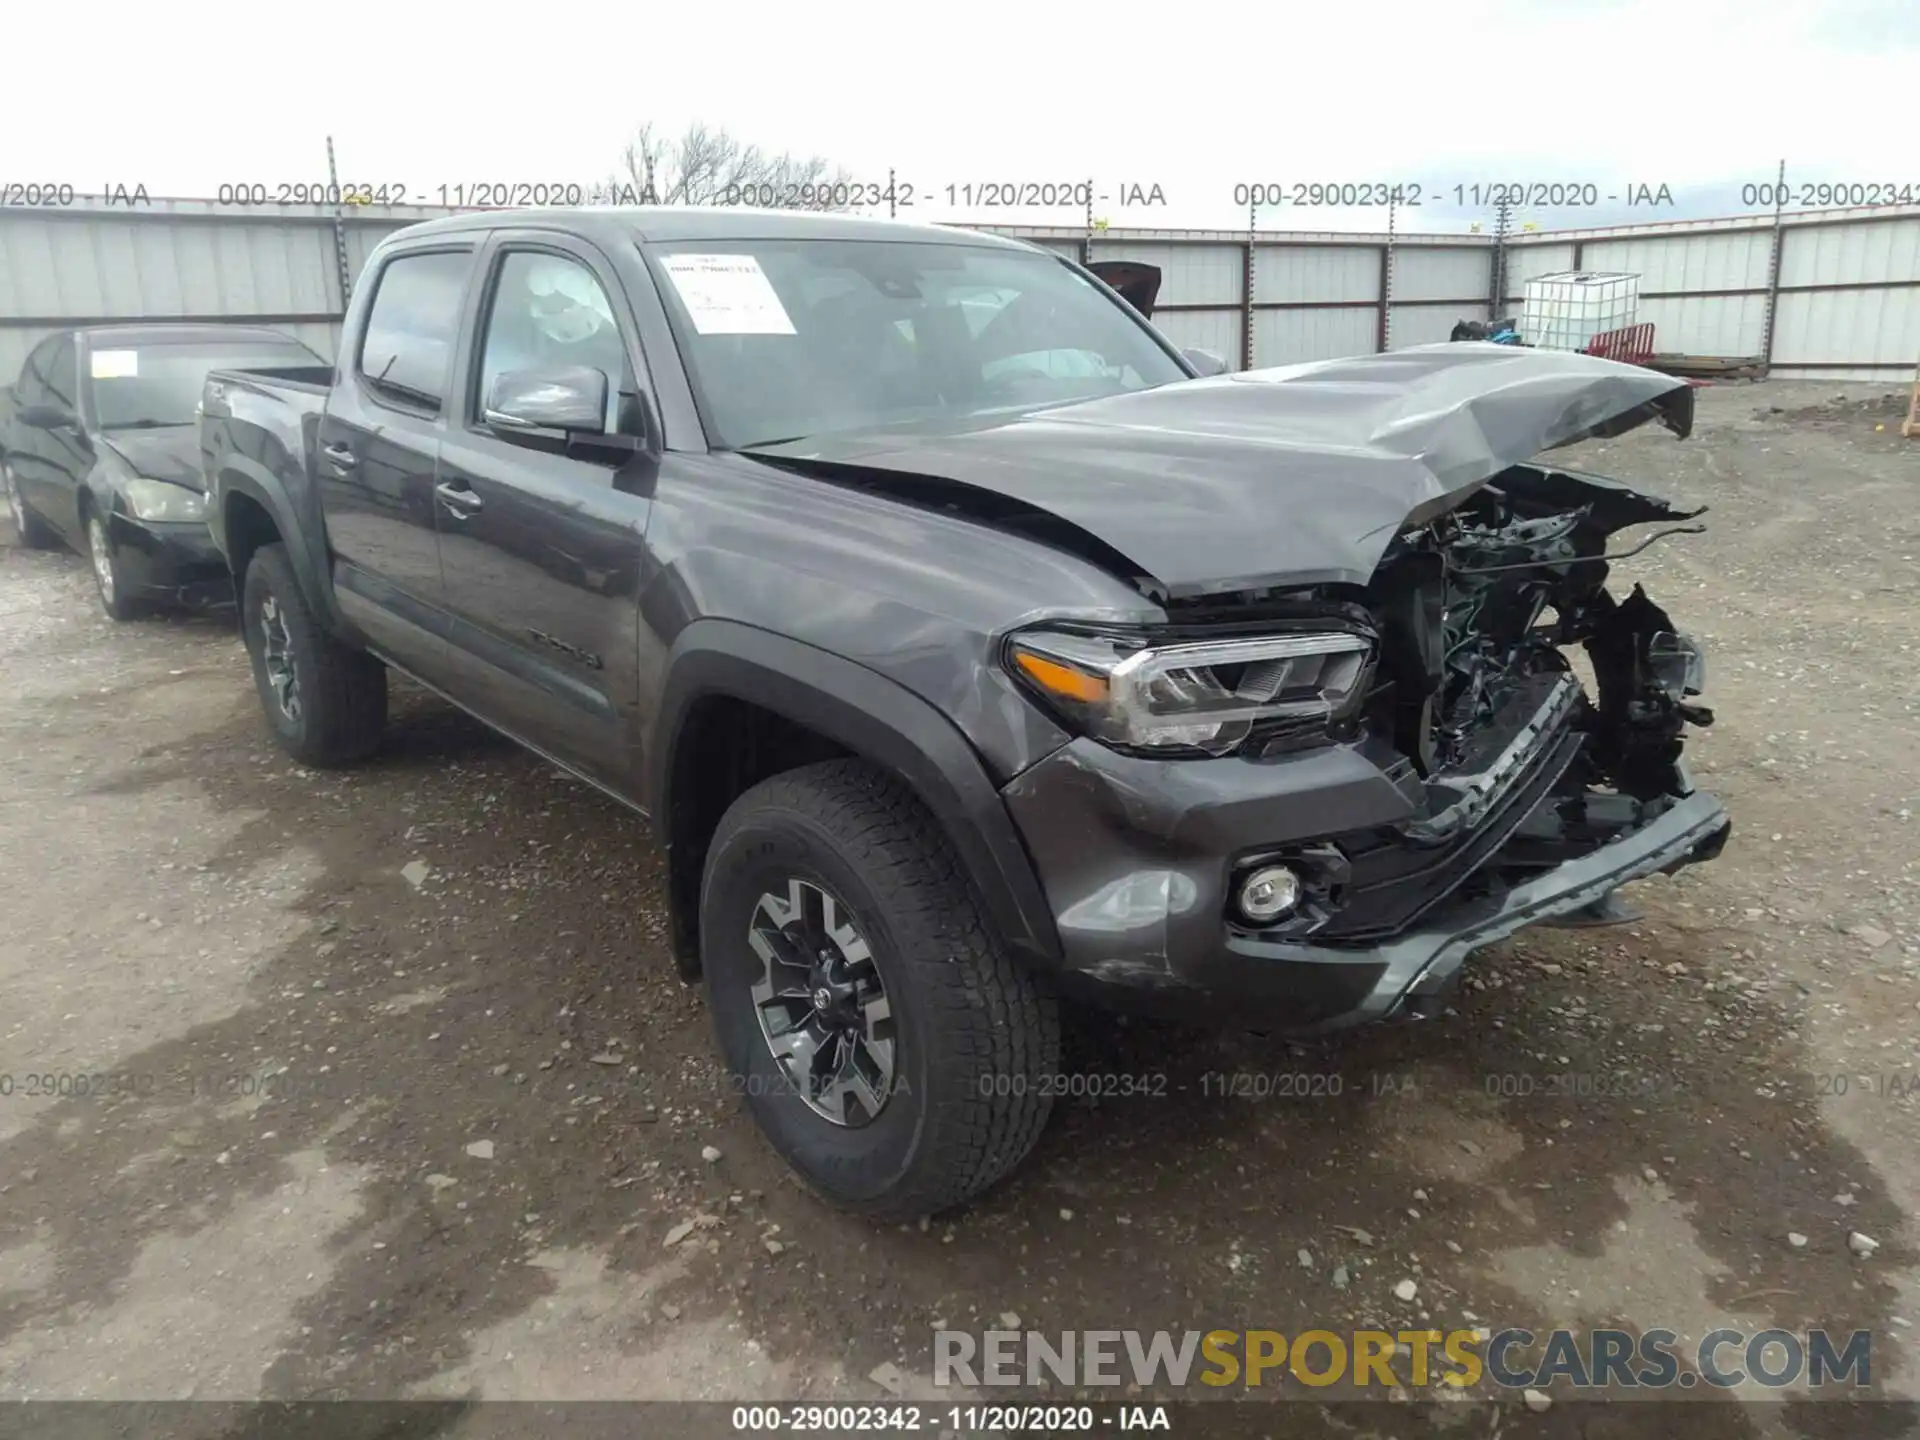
left=198, top=208, right=1729, bottom=1218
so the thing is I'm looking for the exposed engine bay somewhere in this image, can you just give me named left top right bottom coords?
left=1367, top=460, right=1713, bottom=801
left=1209, top=459, right=1720, bottom=943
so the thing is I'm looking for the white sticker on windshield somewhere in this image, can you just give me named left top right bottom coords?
left=91, top=349, right=138, bottom=379
left=660, top=254, right=796, bottom=336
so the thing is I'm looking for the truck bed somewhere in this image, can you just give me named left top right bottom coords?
left=199, top=365, right=337, bottom=572
left=205, top=363, right=335, bottom=396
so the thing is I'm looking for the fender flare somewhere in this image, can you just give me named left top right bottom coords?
left=213, top=457, right=350, bottom=636
left=649, top=619, right=1063, bottom=977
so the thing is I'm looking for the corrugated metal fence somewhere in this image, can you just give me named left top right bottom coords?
left=0, top=199, right=435, bottom=381
left=2, top=197, right=1915, bottom=384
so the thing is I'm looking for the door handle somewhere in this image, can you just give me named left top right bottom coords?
left=435, top=482, right=483, bottom=517
left=321, top=442, right=358, bottom=471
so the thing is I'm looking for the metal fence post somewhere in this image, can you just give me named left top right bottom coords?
left=1489, top=196, right=1514, bottom=318
left=1760, top=157, right=1786, bottom=370
left=1240, top=241, right=1255, bottom=371
left=1242, top=193, right=1257, bottom=371
left=1377, top=190, right=1397, bottom=352
left=325, top=136, right=354, bottom=312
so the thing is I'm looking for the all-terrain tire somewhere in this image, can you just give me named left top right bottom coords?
left=241, top=542, right=387, bottom=766
left=701, top=758, right=1061, bottom=1219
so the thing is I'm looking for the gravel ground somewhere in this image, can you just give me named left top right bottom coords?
left=0, top=380, right=1915, bottom=1439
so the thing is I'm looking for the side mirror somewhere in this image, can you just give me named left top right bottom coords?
left=484, top=365, right=610, bottom=434
left=1183, top=348, right=1231, bottom=378
left=19, top=402, right=77, bottom=430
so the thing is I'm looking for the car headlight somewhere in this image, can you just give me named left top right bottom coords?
left=123, top=478, right=206, bottom=523
left=1005, top=627, right=1373, bottom=757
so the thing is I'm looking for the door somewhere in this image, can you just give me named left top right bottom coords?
left=318, top=246, right=475, bottom=673
left=13, top=334, right=93, bottom=542
left=433, top=239, right=657, bottom=789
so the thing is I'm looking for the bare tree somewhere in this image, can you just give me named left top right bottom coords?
left=606, top=121, right=859, bottom=210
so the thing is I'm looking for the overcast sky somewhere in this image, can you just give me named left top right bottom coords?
left=3, top=0, right=1910, bottom=232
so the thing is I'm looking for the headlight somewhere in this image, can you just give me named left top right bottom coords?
left=123, top=478, right=206, bottom=523
left=1006, top=628, right=1372, bottom=757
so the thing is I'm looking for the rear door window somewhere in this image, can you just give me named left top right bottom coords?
left=358, top=251, right=473, bottom=413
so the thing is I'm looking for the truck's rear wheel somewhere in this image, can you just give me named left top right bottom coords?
left=700, top=759, right=1060, bottom=1219
left=241, top=542, right=387, bottom=766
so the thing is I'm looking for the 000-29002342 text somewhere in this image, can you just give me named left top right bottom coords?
left=728, top=1404, right=1161, bottom=1431
left=0, top=1070, right=357, bottom=1102
left=211, top=181, right=657, bottom=208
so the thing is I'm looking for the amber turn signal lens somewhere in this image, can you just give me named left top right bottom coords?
left=1012, top=648, right=1110, bottom=704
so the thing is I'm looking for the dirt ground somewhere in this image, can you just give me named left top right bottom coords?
left=0, top=380, right=1915, bottom=1439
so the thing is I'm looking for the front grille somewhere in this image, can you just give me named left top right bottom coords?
left=1302, top=674, right=1585, bottom=944
left=1311, top=730, right=1583, bottom=942
left=1404, top=672, right=1581, bottom=844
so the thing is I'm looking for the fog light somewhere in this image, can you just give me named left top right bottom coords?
left=1237, top=865, right=1302, bottom=925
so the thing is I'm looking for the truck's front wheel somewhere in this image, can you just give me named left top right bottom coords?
left=700, top=759, right=1060, bottom=1219
left=241, top=543, right=387, bottom=766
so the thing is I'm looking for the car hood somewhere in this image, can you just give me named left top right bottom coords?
left=99, top=427, right=202, bottom=492
left=748, top=343, right=1694, bottom=595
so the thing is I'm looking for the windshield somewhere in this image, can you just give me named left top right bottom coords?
left=644, top=239, right=1187, bottom=449
left=87, top=341, right=324, bottom=429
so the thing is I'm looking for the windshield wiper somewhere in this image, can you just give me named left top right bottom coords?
left=736, top=434, right=812, bottom=451
left=365, top=374, right=440, bottom=410
left=102, top=418, right=193, bottom=431
left=361, top=352, right=440, bottom=412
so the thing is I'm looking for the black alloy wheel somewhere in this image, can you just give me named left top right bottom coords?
left=747, top=876, right=897, bottom=1127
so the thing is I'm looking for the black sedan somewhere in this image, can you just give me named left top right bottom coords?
left=3, top=324, right=327, bottom=619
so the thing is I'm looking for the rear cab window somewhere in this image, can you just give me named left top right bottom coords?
left=358, top=251, right=474, bottom=413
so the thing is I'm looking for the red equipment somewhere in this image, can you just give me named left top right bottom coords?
left=1581, top=322, right=1657, bottom=367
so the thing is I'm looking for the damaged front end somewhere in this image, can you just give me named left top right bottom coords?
left=751, top=342, right=1732, bottom=1028
left=1234, top=459, right=1727, bottom=956
left=999, top=454, right=1730, bottom=1033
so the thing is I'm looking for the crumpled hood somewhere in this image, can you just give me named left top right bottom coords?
left=751, top=343, right=1694, bottom=596
left=99, top=427, right=203, bottom=492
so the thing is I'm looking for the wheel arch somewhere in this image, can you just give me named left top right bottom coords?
left=649, top=620, right=1062, bottom=983
left=214, top=460, right=347, bottom=635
